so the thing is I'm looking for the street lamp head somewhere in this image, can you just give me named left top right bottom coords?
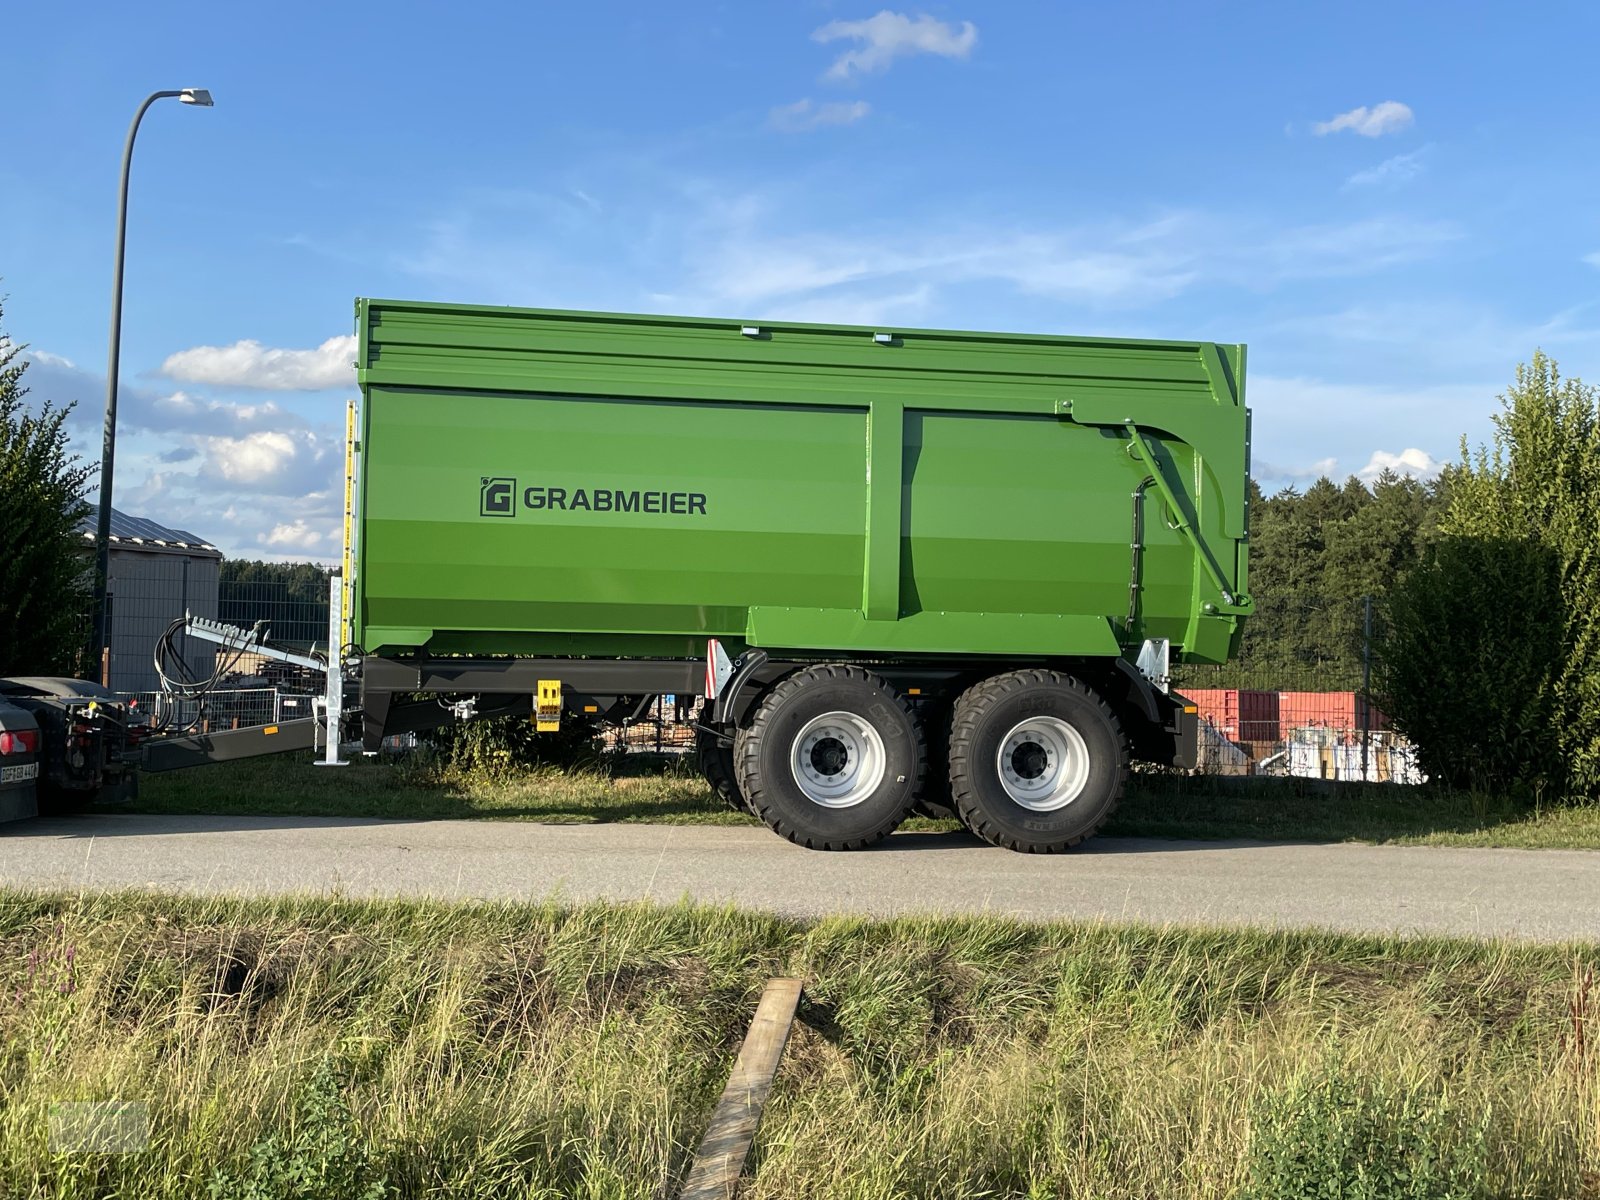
left=180, top=89, right=214, bottom=107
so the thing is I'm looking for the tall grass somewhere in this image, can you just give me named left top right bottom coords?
left=1, top=891, right=1596, bottom=1197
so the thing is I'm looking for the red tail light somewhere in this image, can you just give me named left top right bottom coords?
left=0, top=730, right=39, bottom=756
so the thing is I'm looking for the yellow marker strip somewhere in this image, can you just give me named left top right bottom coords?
left=263, top=725, right=279, bottom=735
left=583, top=704, right=599, bottom=713
left=1183, top=705, right=1198, bottom=714
left=907, top=687, right=922, bottom=695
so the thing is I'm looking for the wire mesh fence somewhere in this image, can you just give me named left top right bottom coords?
left=216, top=577, right=332, bottom=649
left=1174, top=593, right=1421, bottom=782
left=601, top=695, right=698, bottom=756
left=86, top=569, right=335, bottom=695
left=115, top=687, right=321, bottom=734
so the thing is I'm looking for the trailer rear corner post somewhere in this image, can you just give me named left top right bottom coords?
left=314, top=568, right=349, bottom=768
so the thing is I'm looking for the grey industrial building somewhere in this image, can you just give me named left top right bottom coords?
left=79, top=509, right=220, bottom=694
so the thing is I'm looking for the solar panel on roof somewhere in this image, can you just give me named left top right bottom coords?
left=76, top=507, right=219, bottom=554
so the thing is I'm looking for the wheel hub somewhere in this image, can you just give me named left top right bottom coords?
left=996, top=716, right=1091, bottom=811
left=810, top=736, right=850, bottom=776
left=1010, top=742, right=1049, bottom=779
left=791, top=711, right=887, bottom=808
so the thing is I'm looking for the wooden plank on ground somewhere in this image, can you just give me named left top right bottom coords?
left=678, top=976, right=804, bottom=1200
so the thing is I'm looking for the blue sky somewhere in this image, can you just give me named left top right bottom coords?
left=5, top=1, right=1598, bottom=560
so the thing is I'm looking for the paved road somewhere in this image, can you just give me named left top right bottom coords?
left=3, top=814, right=1598, bottom=942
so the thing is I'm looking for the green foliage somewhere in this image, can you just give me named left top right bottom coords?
left=1380, top=537, right=1565, bottom=792
left=1379, top=355, right=1600, bottom=798
left=0, top=300, right=93, bottom=676
left=1241, top=1058, right=1488, bottom=1200
left=422, top=712, right=603, bottom=776
left=208, top=1057, right=389, bottom=1200
left=1180, top=470, right=1441, bottom=689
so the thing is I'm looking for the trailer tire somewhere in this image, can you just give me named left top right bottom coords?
left=949, top=669, right=1126, bottom=852
left=736, top=664, right=922, bottom=850
left=695, top=725, right=752, bottom=815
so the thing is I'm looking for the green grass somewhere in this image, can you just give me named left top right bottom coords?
left=1115, top=772, right=1600, bottom=849
left=126, top=752, right=1600, bottom=850
left=2, top=889, right=1597, bottom=1199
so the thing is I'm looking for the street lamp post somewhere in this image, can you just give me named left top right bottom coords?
left=90, top=88, right=214, bottom=684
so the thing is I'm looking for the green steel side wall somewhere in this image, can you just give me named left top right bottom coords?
left=353, top=299, right=1250, bottom=664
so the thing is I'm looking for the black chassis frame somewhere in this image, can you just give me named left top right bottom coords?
left=357, top=652, right=1197, bottom=769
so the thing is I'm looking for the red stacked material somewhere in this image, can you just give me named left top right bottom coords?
left=1277, top=691, right=1388, bottom=737
left=1181, top=688, right=1279, bottom=743
left=1180, top=688, right=1387, bottom=746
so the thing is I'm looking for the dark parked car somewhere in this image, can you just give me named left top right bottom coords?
left=0, top=697, right=42, bottom=818
left=0, top=678, right=142, bottom=812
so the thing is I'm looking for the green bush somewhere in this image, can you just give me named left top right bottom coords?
left=208, top=1057, right=389, bottom=1200
left=1241, top=1059, right=1488, bottom=1200
left=421, top=712, right=601, bottom=776
left=1378, top=354, right=1600, bottom=800
left=1379, top=536, right=1565, bottom=793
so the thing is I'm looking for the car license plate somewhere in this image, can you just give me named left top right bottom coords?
left=1, top=762, right=39, bottom=784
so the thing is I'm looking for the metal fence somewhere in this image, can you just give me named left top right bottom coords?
left=1174, top=593, right=1421, bottom=782
left=83, top=571, right=335, bottom=695
left=602, top=695, right=697, bottom=755
left=116, top=687, right=320, bottom=733
left=215, top=577, right=333, bottom=650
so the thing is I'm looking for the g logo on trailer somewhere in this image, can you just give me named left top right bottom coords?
left=480, top=477, right=516, bottom=517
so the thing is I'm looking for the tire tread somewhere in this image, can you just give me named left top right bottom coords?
left=736, top=663, right=925, bottom=850
left=948, top=668, right=1127, bottom=853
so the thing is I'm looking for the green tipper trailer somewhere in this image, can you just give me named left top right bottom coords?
left=351, top=298, right=1252, bottom=852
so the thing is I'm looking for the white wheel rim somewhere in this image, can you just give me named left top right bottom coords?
left=996, top=716, right=1091, bottom=811
left=789, top=711, right=886, bottom=808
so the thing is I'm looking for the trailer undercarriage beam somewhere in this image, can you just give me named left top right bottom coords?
left=142, top=718, right=318, bottom=772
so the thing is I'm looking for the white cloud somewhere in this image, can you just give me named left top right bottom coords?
left=1267, top=300, right=1600, bottom=379
left=197, top=430, right=301, bottom=486
left=20, top=350, right=347, bottom=560
left=1583, top=252, right=1600, bottom=268
left=813, top=11, right=977, bottom=82
left=149, top=390, right=308, bottom=436
left=1245, top=374, right=1480, bottom=493
left=769, top=98, right=872, bottom=132
left=659, top=206, right=1457, bottom=319
left=259, top=520, right=326, bottom=551
left=672, top=218, right=1203, bottom=313
left=1250, top=217, right=1458, bottom=279
left=1313, top=101, right=1414, bottom=138
left=24, top=348, right=77, bottom=370
left=1343, top=148, right=1428, bottom=191
left=1254, top=456, right=1340, bottom=482
left=160, top=335, right=356, bottom=390
left=1358, top=448, right=1443, bottom=481
left=195, top=428, right=335, bottom=497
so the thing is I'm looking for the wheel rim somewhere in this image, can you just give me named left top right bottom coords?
left=995, top=716, right=1091, bottom=811
left=789, top=711, right=886, bottom=808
